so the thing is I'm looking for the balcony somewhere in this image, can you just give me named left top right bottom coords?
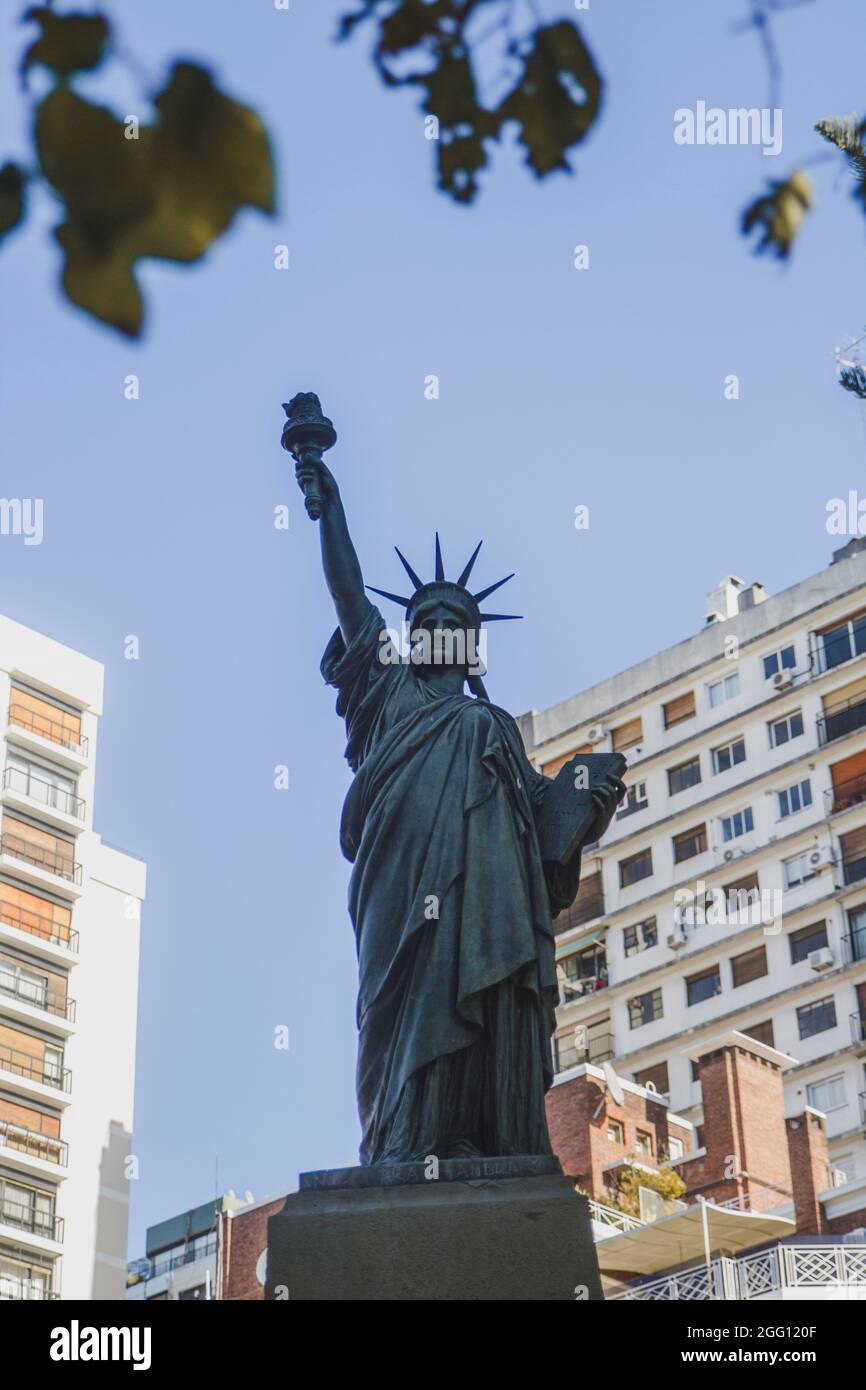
left=0, top=1198, right=63, bottom=1244
left=609, top=1244, right=866, bottom=1301
left=555, top=1027, right=614, bottom=1073
left=0, top=831, right=81, bottom=886
left=0, top=973, right=75, bottom=1023
left=0, top=1120, right=67, bottom=1167
left=827, top=771, right=866, bottom=815
left=2, top=767, right=84, bottom=822
left=0, top=1277, right=58, bottom=1300
left=0, top=1043, right=70, bottom=1093
left=7, top=703, right=87, bottom=757
left=0, top=900, right=77, bottom=954
left=818, top=694, right=866, bottom=745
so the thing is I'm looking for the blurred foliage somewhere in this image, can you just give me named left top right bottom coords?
left=816, top=115, right=866, bottom=203
left=339, top=1, right=602, bottom=203
left=2, top=4, right=274, bottom=336
left=741, top=169, right=812, bottom=259
left=839, top=364, right=866, bottom=400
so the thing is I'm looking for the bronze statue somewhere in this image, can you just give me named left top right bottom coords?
left=288, top=394, right=625, bottom=1167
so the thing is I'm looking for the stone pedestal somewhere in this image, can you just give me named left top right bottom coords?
left=265, top=1157, right=603, bottom=1301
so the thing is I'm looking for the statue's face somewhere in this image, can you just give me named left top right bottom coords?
left=409, top=600, right=476, bottom=672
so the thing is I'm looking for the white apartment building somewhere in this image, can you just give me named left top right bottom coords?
left=0, top=614, right=144, bottom=1300
left=520, top=539, right=866, bottom=1220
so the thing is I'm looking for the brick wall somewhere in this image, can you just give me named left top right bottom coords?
left=676, top=1045, right=793, bottom=1212
left=219, top=1196, right=289, bottom=1300
left=545, top=1068, right=691, bottom=1199
left=786, top=1109, right=830, bottom=1236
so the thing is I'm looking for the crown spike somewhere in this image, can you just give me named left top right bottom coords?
left=366, top=585, right=411, bottom=608
left=473, top=572, right=514, bottom=603
left=434, top=532, right=445, bottom=582
left=394, top=546, right=423, bottom=589
left=479, top=613, right=523, bottom=622
left=456, top=540, right=483, bottom=588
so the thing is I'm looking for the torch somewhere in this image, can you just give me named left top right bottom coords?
left=281, top=392, right=338, bottom=522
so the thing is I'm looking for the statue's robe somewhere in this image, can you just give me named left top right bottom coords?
left=322, top=604, right=584, bottom=1165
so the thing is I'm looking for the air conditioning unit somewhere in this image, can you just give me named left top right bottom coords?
left=809, top=845, right=836, bottom=872
left=808, top=946, right=835, bottom=972
left=723, top=847, right=744, bottom=863
left=585, top=724, right=607, bottom=745
left=772, top=670, right=794, bottom=691
left=666, top=926, right=687, bottom=951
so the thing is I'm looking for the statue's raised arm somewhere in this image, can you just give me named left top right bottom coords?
left=282, top=392, right=371, bottom=646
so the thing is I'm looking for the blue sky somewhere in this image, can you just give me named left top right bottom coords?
left=1, top=0, right=865, bottom=1255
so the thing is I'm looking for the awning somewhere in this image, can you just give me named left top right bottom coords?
left=555, top=929, right=604, bottom=958
left=595, top=1202, right=795, bottom=1280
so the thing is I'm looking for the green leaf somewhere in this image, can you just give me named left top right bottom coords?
left=496, top=21, right=602, bottom=178
left=34, top=67, right=274, bottom=336
left=21, top=6, right=110, bottom=82
left=0, top=163, right=27, bottom=244
left=741, top=169, right=812, bottom=260
left=815, top=115, right=866, bottom=205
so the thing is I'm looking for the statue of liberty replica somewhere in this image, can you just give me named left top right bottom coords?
left=285, top=395, right=625, bottom=1172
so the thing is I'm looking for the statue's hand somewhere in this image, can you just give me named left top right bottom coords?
left=295, top=451, right=340, bottom=511
left=588, top=775, right=626, bottom=842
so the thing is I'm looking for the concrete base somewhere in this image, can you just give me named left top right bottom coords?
left=265, top=1169, right=603, bottom=1301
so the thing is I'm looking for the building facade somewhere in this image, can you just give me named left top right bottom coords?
left=0, top=614, right=144, bottom=1300
left=519, top=540, right=866, bottom=1232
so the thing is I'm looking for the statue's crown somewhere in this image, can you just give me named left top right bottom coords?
left=367, top=535, right=521, bottom=627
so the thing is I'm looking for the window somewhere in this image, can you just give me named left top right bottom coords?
left=789, top=921, right=828, bottom=964
left=742, top=1019, right=774, bottom=1047
left=708, top=672, right=740, bottom=708
left=0, top=958, right=48, bottom=1008
left=686, top=966, right=721, bottom=1007
left=557, top=944, right=607, bottom=999
left=628, top=988, right=663, bottom=1029
left=623, top=918, right=657, bottom=956
left=807, top=1074, right=847, bottom=1112
left=713, top=737, right=745, bottom=775
left=817, top=611, right=866, bottom=672
left=847, top=905, right=866, bottom=962
left=668, top=1136, right=685, bottom=1161
left=612, top=717, right=643, bottom=752
left=616, top=780, right=648, bottom=819
left=5, top=753, right=78, bottom=816
left=797, top=997, right=837, bottom=1040
left=633, top=1060, right=669, bottom=1095
left=635, top=1131, right=653, bottom=1156
left=695, top=1124, right=705, bottom=1149
left=663, top=691, right=696, bottom=729
left=673, top=824, right=707, bottom=863
left=721, top=807, right=753, bottom=841
left=723, top=873, right=760, bottom=919
left=763, top=645, right=796, bottom=679
left=778, top=778, right=812, bottom=819
left=620, top=848, right=653, bottom=888
left=668, top=757, right=701, bottom=795
left=783, top=852, right=816, bottom=889
left=731, top=945, right=768, bottom=987
left=607, top=1119, right=625, bottom=1144
left=769, top=710, right=804, bottom=748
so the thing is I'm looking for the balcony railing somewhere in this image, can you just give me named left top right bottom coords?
left=818, top=695, right=866, bottom=745
left=0, top=1277, right=58, bottom=1300
left=0, top=1042, right=70, bottom=1092
left=0, top=1119, right=68, bottom=1167
left=133, top=1237, right=219, bottom=1282
left=0, top=1198, right=63, bottom=1242
left=8, top=703, right=87, bottom=756
left=842, top=929, right=866, bottom=966
left=589, top=1199, right=644, bottom=1233
left=2, top=767, right=84, bottom=821
left=0, top=900, right=77, bottom=952
left=555, top=1029, right=614, bottom=1073
left=826, top=771, right=866, bottom=815
left=860, top=1091, right=866, bottom=1128
left=609, top=1244, right=866, bottom=1300
left=0, top=831, right=81, bottom=885
left=0, top=972, right=75, bottom=1021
